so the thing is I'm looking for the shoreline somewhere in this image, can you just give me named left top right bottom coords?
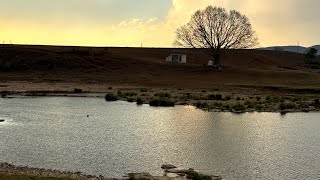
left=0, top=162, right=222, bottom=180
left=0, top=162, right=108, bottom=179
left=1, top=88, right=320, bottom=114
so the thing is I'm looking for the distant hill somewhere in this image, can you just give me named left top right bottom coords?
left=258, top=45, right=320, bottom=55
left=1, top=44, right=320, bottom=89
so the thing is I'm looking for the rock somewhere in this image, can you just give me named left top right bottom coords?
left=128, top=173, right=154, bottom=180
left=165, top=168, right=195, bottom=174
left=177, top=173, right=186, bottom=176
left=0, top=119, right=5, bottom=122
left=161, top=164, right=177, bottom=170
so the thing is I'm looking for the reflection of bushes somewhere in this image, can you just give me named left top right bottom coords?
left=136, top=97, right=143, bottom=105
left=149, top=98, right=174, bottom=107
left=195, top=102, right=209, bottom=109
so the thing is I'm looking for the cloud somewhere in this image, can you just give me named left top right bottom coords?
left=0, top=0, right=319, bottom=47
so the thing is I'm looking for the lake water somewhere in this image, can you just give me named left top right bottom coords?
left=1, top=97, right=320, bottom=179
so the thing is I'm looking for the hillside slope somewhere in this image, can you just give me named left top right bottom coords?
left=0, top=45, right=320, bottom=90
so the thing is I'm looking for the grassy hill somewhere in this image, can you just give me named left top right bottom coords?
left=1, top=44, right=320, bottom=90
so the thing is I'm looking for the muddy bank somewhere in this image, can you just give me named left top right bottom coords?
left=0, top=163, right=222, bottom=180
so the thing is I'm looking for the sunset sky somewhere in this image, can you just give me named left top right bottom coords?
left=1, top=0, right=319, bottom=47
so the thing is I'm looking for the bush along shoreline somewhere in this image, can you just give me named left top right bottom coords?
left=101, top=89, right=320, bottom=113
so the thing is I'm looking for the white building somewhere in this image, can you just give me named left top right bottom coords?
left=166, top=54, right=187, bottom=63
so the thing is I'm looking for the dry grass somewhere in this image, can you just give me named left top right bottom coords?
left=1, top=45, right=320, bottom=92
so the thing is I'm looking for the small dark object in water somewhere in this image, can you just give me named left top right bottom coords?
left=0, top=119, right=5, bottom=122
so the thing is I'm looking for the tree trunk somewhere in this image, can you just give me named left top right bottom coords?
left=213, top=54, right=221, bottom=67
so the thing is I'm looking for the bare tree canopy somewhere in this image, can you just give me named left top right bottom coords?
left=174, top=6, right=258, bottom=67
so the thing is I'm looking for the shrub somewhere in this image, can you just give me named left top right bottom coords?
left=140, top=88, right=148, bottom=92
left=105, top=93, right=118, bottom=101
left=108, top=87, right=113, bottom=90
left=192, top=94, right=207, bottom=100
left=225, top=96, right=231, bottom=100
left=195, top=102, right=209, bottom=109
left=136, top=97, right=143, bottom=105
left=255, top=105, right=263, bottom=111
left=236, top=97, right=241, bottom=101
left=213, top=102, right=223, bottom=108
left=232, top=104, right=246, bottom=112
left=315, top=99, right=320, bottom=104
left=74, top=88, right=82, bottom=93
left=154, top=92, right=171, bottom=98
left=207, top=94, right=222, bottom=100
left=224, top=104, right=230, bottom=110
left=244, top=101, right=251, bottom=105
left=215, top=94, right=222, bottom=100
left=127, top=98, right=135, bottom=103
left=207, top=94, right=216, bottom=100
left=122, top=92, right=137, bottom=97
left=266, top=96, right=271, bottom=101
left=256, top=96, right=261, bottom=101
left=299, top=102, right=310, bottom=109
left=279, top=102, right=296, bottom=110
left=149, top=98, right=175, bottom=107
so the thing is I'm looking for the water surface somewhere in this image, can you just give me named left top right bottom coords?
left=1, top=97, right=320, bottom=179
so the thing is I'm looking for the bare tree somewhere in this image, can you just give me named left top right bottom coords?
left=174, top=6, right=258, bottom=68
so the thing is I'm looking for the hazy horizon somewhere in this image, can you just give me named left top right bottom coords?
left=1, top=0, right=320, bottom=47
